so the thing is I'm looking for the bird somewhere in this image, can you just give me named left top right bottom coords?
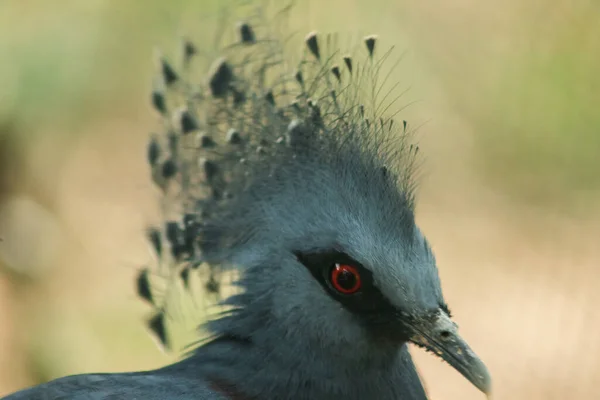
left=4, top=2, right=491, bottom=399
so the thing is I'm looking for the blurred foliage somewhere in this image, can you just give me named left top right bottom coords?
left=0, top=0, right=221, bottom=135
left=406, top=0, right=600, bottom=212
left=477, top=6, right=600, bottom=210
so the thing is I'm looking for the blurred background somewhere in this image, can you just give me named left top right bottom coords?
left=1, top=0, right=599, bottom=399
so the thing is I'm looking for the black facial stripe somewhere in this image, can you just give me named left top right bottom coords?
left=294, top=249, right=400, bottom=326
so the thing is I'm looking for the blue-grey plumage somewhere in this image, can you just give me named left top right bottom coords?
left=5, top=343, right=426, bottom=400
left=3, top=372, right=226, bottom=400
left=5, top=2, right=491, bottom=399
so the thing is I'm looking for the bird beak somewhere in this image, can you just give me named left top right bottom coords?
left=407, top=310, right=491, bottom=395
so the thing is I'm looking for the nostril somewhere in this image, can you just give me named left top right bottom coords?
left=440, top=330, right=452, bottom=340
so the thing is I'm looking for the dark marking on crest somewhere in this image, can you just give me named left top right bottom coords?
left=151, top=91, right=167, bottom=115
left=331, top=65, right=341, bottom=82
left=161, top=159, right=178, bottom=179
left=136, top=268, right=154, bottom=305
left=148, top=311, right=170, bottom=350
left=226, top=128, right=242, bottom=144
left=179, top=110, right=199, bottom=134
left=364, top=35, right=377, bottom=58
left=183, top=40, right=197, bottom=64
left=209, top=58, right=234, bottom=98
left=198, top=134, right=216, bottom=149
left=180, top=267, right=191, bottom=289
left=305, top=31, right=320, bottom=60
left=343, top=55, right=353, bottom=74
left=161, top=58, right=179, bottom=86
left=147, top=137, right=160, bottom=167
left=295, top=69, right=304, bottom=86
left=147, top=227, right=162, bottom=258
left=264, top=90, right=275, bottom=106
left=200, top=159, right=219, bottom=184
left=238, top=22, right=256, bottom=44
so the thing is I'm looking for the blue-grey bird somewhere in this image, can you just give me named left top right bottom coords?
left=5, top=3, right=491, bottom=399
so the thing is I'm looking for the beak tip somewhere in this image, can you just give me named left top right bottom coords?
left=474, top=364, right=492, bottom=396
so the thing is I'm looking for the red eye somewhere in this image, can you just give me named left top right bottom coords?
left=330, top=264, right=362, bottom=294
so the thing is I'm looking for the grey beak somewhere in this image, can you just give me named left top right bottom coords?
left=408, top=310, right=491, bottom=395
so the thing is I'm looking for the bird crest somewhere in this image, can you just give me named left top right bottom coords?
left=140, top=0, right=422, bottom=354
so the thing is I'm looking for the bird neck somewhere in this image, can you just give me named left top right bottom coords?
left=184, top=313, right=428, bottom=400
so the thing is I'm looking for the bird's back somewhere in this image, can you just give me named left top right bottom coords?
left=3, top=371, right=226, bottom=400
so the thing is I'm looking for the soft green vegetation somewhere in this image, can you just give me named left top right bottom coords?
left=0, top=0, right=220, bottom=134
left=407, top=0, right=600, bottom=212
left=481, top=40, right=600, bottom=209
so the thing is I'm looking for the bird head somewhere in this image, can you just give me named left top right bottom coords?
left=146, top=10, right=490, bottom=395
left=199, top=128, right=490, bottom=395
